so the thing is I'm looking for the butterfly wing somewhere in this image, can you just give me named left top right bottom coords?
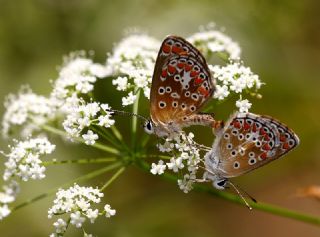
left=150, top=36, right=215, bottom=126
left=212, top=112, right=299, bottom=178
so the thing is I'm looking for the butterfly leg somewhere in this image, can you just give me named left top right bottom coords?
left=181, top=113, right=224, bottom=134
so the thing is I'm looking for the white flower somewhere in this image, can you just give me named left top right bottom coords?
left=86, top=209, right=99, bottom=223
left=150, top=160, right=166, bottom=175
left=177, top=174, right=196, bottom=193
left=48, top=184, right=113, bottom=234
left=2, top=87, right=54, bottom=138
left=187, top=27, right=241, bottom=60
left=82, top=130, right=98, bottom=145
left=112, top=76, right=129, bottom=91
left=104, top=204, right=116, bottom=218
left=122, top=92, right=137, bottom=106
left=166, top=157, right=184, bottom=173
left=70, top=211, right=86, bottom=228
left=106, top=34, right=160, bottom=104
left=98, top=115, right=115, bottom=128
left=0, top=205, right=11, bottom=220
left=214, top=85, right=230, bottom=100
left=236, top=99, right=252, bottom=113
left=53, top=218, right=67, bottom=233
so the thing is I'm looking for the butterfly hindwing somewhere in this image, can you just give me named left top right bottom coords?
left=214, top=113, right=299, bottom=178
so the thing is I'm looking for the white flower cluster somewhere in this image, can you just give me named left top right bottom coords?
left=106, top=34, right=160, bottom=105
left=62, top=101, right=115, bottom=144
left=210, top=62, right=262, bottom=112
left=151, top=133, right=201, bottom=193
left=187, top=29, right=241, bottom=60
left=3, top=137, right=55, bottom=181
left=2, top=87, right=54, bottom=138
left=0, top=180, right=19, bottom=220
left=50, top=53, right=108, bottom=114
left=0, top=137, right=55, bottom=220
left=48, top=184, right=116, bottom=236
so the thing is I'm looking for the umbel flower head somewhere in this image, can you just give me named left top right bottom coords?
left=48, top=184, right=116, bottom=236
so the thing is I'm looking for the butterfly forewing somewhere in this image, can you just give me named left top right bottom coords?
left=150, top=36, right=214, bottom=125
left=214, top=113, right=299, bottom=178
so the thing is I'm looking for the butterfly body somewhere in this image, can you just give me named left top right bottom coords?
left=204, top=112, right=299, bottom=189
left=145, top=35, right=219, bottom=137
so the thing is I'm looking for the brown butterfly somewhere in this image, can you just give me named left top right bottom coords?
left=144, top=35, right=221, bottom=137
left=204, top=112, right=300, bottom=190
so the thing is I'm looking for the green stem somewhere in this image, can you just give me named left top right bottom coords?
left=12, top=162, right=122, bottom=211
left=41, top=124, right=119, bottom=155
left=43, top=157, right=117, bottom=166
left=136, top=160, right=320, bottom=226
left=100, top=167, right=126, bottom=191
left=131, top=89, right=141, bottom=150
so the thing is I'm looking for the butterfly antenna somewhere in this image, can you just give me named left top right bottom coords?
left=108, top=109, right=148, bottom=122
left=228, top=181, right=253, bottom=210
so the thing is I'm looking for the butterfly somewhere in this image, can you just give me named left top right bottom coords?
left=204, top=112, right=300, bottom=190
left=143, top=35, right=221, bottom=137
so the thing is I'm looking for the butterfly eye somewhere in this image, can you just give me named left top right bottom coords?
left=143, top=121, right=154, bottom=134
left=213, top=179, right=227, bottom=190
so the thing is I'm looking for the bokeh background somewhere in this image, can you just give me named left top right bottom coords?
left=1, top=0, right=320, bottom=236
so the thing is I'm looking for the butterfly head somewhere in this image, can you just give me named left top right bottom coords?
left=213, top=178, right=228, bottom=190
left=143, top=120, right=155, bottom=134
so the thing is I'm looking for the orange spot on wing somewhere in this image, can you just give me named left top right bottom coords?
left=172, top=46, right=182, bottom=54
left=260, top=152, right=267, bottom=160
left=161, top=69, right=167, bottom=78
left=197, top=86, right=209, bottom=97
left=177, top=63, right=185, bottom=69
left=283, top=142, right=289, bottom=150
left=194, top=77, right=204, bottom=85
left=168, top=65, right=176, bottom=74
left=190, top=70, right=199, bottom=77
left=185, top=65, right=192, bottom=72
left=163, top=45, right=171, bottom=53
left=262, top=143, right=271, bottom=151
left=233, top=121, right=241, bottom=129
left=280, top=134, right=286, bottom=142
left=243, top=122, right=250, bottom=130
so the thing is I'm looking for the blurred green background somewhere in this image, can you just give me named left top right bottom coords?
left=1, top=0, right=320, bottom=236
